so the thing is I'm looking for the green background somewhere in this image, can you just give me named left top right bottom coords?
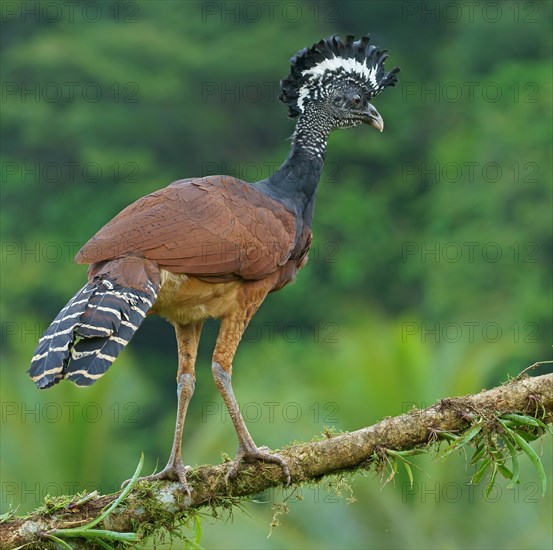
left=1, top=1, right=552, bottom=548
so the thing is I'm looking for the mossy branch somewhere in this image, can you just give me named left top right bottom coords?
left=2, top=369, right=552, bottom=549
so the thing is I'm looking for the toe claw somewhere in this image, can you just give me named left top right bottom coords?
left=225, top=446, right=291, bottom=485
left=224, top=450, right=244, bottom=484
left=122, top=463, right=192, bottom=495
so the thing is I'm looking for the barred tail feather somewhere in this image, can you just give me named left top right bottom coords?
left=29, top=270, right=159, bottom=389
left=29, top=284, right=95, bottom=388
left=64, top=281, right=156, bottom=386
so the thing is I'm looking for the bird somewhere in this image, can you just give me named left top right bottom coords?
left=29, top=34, right=400, bottom=491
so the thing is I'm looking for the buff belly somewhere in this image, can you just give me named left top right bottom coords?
left=150, top=270, right=243, bottom=325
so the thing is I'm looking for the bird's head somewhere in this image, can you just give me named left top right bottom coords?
left=280, top=34, right=400, bottom=132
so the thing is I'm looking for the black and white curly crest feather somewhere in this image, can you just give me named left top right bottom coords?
left=280, top=34, right=401, bottom=118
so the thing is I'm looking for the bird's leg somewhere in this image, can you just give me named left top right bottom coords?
left=212, top=299, right=291, bottom=485
left=123, top=320, right=203, bottom=494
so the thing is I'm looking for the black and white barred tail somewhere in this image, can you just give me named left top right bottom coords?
left=29, top=267, right=159, bottom=388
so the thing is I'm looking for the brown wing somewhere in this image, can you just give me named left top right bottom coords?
left=75, top=176, right=297, bottom=280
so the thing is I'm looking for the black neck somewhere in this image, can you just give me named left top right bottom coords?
left=256, top=105, right=331, bottom=227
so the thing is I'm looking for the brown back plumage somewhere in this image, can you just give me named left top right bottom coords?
left=75, top=176, right=297, bottom=280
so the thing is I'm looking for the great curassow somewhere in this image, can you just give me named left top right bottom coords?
left=29, top=34, right=400, bottom=490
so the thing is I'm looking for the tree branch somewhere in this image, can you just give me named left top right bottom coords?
left=2, top=371, right=551, bottom=549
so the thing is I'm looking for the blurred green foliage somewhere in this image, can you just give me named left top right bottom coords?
left=1, top=1, right=551, bottom=548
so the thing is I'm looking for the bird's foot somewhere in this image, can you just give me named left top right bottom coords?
left=122, top=461, right=192, bottom=496
left=225, top=444, right=291, bottom=486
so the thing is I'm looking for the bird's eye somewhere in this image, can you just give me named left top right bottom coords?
left=352, top=94, right=362, bottom=106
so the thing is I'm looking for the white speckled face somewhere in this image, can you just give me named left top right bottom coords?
left=297, top=55, right=379, bottom=113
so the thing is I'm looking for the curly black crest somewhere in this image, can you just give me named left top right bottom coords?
left=280, top=34, right=401, bottom=118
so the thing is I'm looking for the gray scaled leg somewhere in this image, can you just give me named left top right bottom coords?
left=212, top=313, right=291, bottom=485
left=123, top=321, right=202, bottom=494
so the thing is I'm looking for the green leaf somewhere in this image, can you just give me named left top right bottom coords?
left=84, top=452, right=144, bottom=529
left=503, top=434, right=520, bottom=483
left=485, top=463, right=499, bottom=498
left=193, top=515, right=203, bottom=548
left=50, top=454, right=144, bottom=543
left=496, top=462, right=514, bottom=481
left=472, top=457, right=492, bottom=485
left=186, top=539, right=205, bottom=550
left=470, top=444, right=486, bottom=465
left=438, top=432, right=459, bottom=443
left=488, top=443, right=506, bottom=466
left=387, top=448, right=428, bottom=457
left=385, top=449, right=423, bottom=489
left=403, top=460, right=414, bottom=488
left=437, top=424, right=482, bottom=462
left=509, top=430, right=547, bottom=497
left=512, top=429, right=540, bottom=442
left=501, top=413, right=549, bottom=432
left=52, top=529, right=139, bottom=542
